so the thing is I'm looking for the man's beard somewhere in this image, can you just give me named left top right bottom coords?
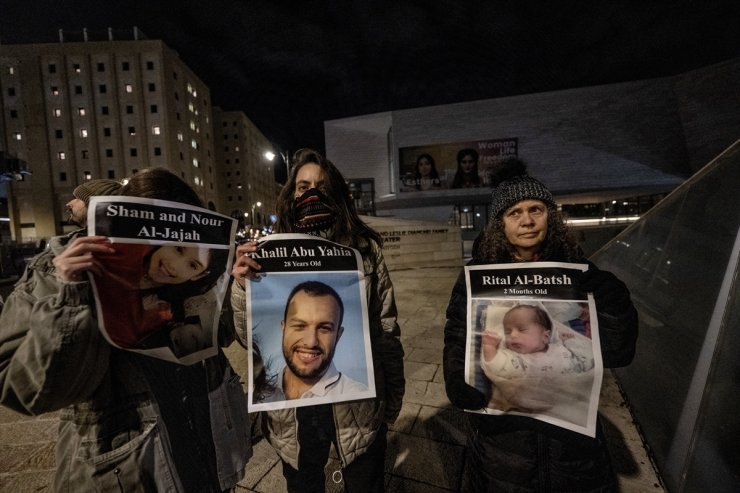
left=283, top=345, right=335, bottom=382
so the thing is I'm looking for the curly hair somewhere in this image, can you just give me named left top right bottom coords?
left=475, top=207, right=582, bottom=262
left=274, top=148, right=381, bottom=254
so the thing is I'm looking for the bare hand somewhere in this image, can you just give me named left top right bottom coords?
left=232, top=241, right=262, bottom=287
left=52, top=236, right=114, bottom=282
left=481, top=331, right=502, bottom=362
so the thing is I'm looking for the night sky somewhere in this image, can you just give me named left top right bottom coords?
left=2, top=0, right=740, bottom=156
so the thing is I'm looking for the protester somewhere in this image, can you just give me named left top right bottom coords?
left=443, top=159, right=638, bottom=491
left=66, top=179, right=122, bottom=227
left=263, top=280, right=368, bottom=402
left=232, top=148, right=404, bottom=492
left=0, top=168, right=250, bottom=492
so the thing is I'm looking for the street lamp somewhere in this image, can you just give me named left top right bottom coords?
left=251, top=201, right=262, bottom=228
left=264, top=149, right=290, bottom=178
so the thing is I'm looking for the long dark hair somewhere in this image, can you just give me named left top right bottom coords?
left=475, top=207, right=582, bottom=262
left=451, top=148, right=481, bottom=188
left=275, top=148, right=382, bottom=253
left=414, top=153, right=441, bottom=186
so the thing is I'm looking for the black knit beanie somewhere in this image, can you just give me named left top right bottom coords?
left=73, top=179, right=122, bottom=205
left=489, top=159, right=555, bottom=218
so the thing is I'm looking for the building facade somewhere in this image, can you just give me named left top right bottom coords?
left=324, top=58, right=740, bottom=245
left=212, top=108, right=282, bottom=237
left=0, top=31, right=279, bottom=242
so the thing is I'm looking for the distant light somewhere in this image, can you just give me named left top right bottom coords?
left=264, top=151, right=276, bottom=161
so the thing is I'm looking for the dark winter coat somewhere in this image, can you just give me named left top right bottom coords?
left=444, top=257, right=638, bottom=492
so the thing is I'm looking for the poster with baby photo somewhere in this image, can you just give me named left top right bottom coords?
left=464, top=262, right=603, bottom=437
left=87, top=196, right=237, bottom=365
left=243, top=233, right=375, bottom=412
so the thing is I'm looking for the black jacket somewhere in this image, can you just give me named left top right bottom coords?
left=443, top=258, right=638, bottom=492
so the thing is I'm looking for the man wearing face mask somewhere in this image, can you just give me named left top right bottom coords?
left=231, top=148, right=405, bottom=492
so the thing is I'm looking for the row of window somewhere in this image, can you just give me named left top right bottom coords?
left=47, top=60, right=156, bottom=74
left=47, top=83, right=157, bottom=96
left=56, top=147, right=162, bottom=160
left=48, top=125, right=162, bottom=139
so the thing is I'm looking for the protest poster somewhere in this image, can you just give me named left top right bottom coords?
left=87, top=196, right=237, bottom=365
left=465, top=262, right=603, bottom=436
left=244, top=233, right=375, bottom=412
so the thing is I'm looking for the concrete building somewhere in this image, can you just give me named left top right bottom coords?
left=324, top=57, right=740, bottom=249
left=0, top=29, right=281, bottom=243
left=212, top=108, right=282, bottom=237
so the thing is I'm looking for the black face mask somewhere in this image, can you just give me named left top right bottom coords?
left=293, top=188, right=335, bottom=233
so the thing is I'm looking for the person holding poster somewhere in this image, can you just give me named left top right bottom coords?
left=443, top=159, right=638, bottom=492
left=232, top=148, right=404, bottom=492
left=0, top=168, right=250, bottom=492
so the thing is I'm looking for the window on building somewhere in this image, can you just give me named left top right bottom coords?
left=77, top=107, right=86, bottom=116
left=73, top=63, right=81, bottom=73
left=122, top=61, right=130, bottom=71
left=152, top=126, right=161, bottom=135
left=227, top=196, right=232, bottom=202
left=227, top=183, right=231, bottom=189
left=101, top=105, right=109, bottom=115
left=80, top=129, right=89, bottom=138
left=130, top=148, right=138, bottom=157
left=84, top=171, right=92, bottom=180
left=105, top=149, right=113, bottom=157
left=148, top=82, right=156, bottom=92
left=51, top=86, right=59, bottom=96
left=177, top=132, right=183, bottom=141
left=104, top=127, right=111, bottom=137
left=57, top=152, right=66, bottom=160
left=179, top=152, right=184, bottom=160
left=226, top=171, right=231, bottom=177
left=128, top=126, right=136, bottom=135
left=55, top=129, right=63, bottom=138
left=235, top=158, right=240, bottom=164
left=97, top=62, right=105, bottom=72
left=150, top=104, right=158, bottom=113
left=191, top=139, right=197, bottom=149
left=48, top=63, right=56, bottom=73
left=59, top=171, right=67, bottom=181
left=192, top=158, right=199, bottom=168
left=174, top=91, right=179, bottom=101
left=173, top=71, right=178, bottom=80
left=82, top=150, right=89, bottom=159
left=225, top=159, right=230, bottom=164
left=126, top=105, right=134, bottom=114
left=99, top=84, right=107, bottom=94
left=8, top=66, right=15, bottom=75
left=7, top=87, right=15, bottom=96
left=234, top=134, right=238, bottom=139
left=146, top=61, right=154, bottom=70
left=176, top=112, right=181, bottom=120
left=154, top=147, right=162, bottom=156
left=10, top=109, right=18, bottom=119
left=74, top=85, right=83, bottom=95
left=12, top=132, right=22, bottom=141
left=235, top=170, right=240, bottom=176
left=234, top=146, right=239, bottom=151
left=125, top=84, right=133, bottom=93
left=107, top=170, right=115, bottom=179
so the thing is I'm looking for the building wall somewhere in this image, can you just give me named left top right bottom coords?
left=212, top=108, right=281, bottom=232
left=325, top=58, right=740, bottom=222
left=0, top=39, right=216, bottom=240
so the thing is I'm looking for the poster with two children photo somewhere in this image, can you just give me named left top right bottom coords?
left=465, top=262, right=603, bottom=436
left=87, top=196, right=237, bottom=365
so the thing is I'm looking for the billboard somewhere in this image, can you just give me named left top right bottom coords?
left=398, top=138, right=518, bottom=192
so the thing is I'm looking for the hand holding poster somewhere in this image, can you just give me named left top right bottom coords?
left=87, top=196, right=237, bottom=365
left=244, top=233, right=375, bottom=412
left=465, top=262, right=603, bottom=436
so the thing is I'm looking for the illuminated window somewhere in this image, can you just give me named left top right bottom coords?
left=51, top=86, right=59, bottom=96
left=84, top=171, right=92, bottom=180
left=192, top=158, right=199, bottom=168
left=191, top=139, right=197, bottom=149
left=125, top=84, right=133, bottom=93
left=57, top=152, right=66, bottom=160
left=152, top=126, right=161, bottom=135
left=128, top=126, right=136, bottom=136
left=53, top=108, right=62, bottom=117
left=77, top=107, right=86, bottom=116
left=8, top=66, right=15, bottom=75
left=73, top=63, right=81, bottom=73
left=12, top=132, right=22, bottom=141
left=177, top=132, right=183, bottom=141
left=80, top=129, right=88, bottom=138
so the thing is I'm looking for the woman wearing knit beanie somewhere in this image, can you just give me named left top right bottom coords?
left=443, top=159, right=638, bottom=492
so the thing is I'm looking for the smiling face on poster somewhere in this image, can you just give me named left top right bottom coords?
left=244, top=234, right=375, bottom=411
